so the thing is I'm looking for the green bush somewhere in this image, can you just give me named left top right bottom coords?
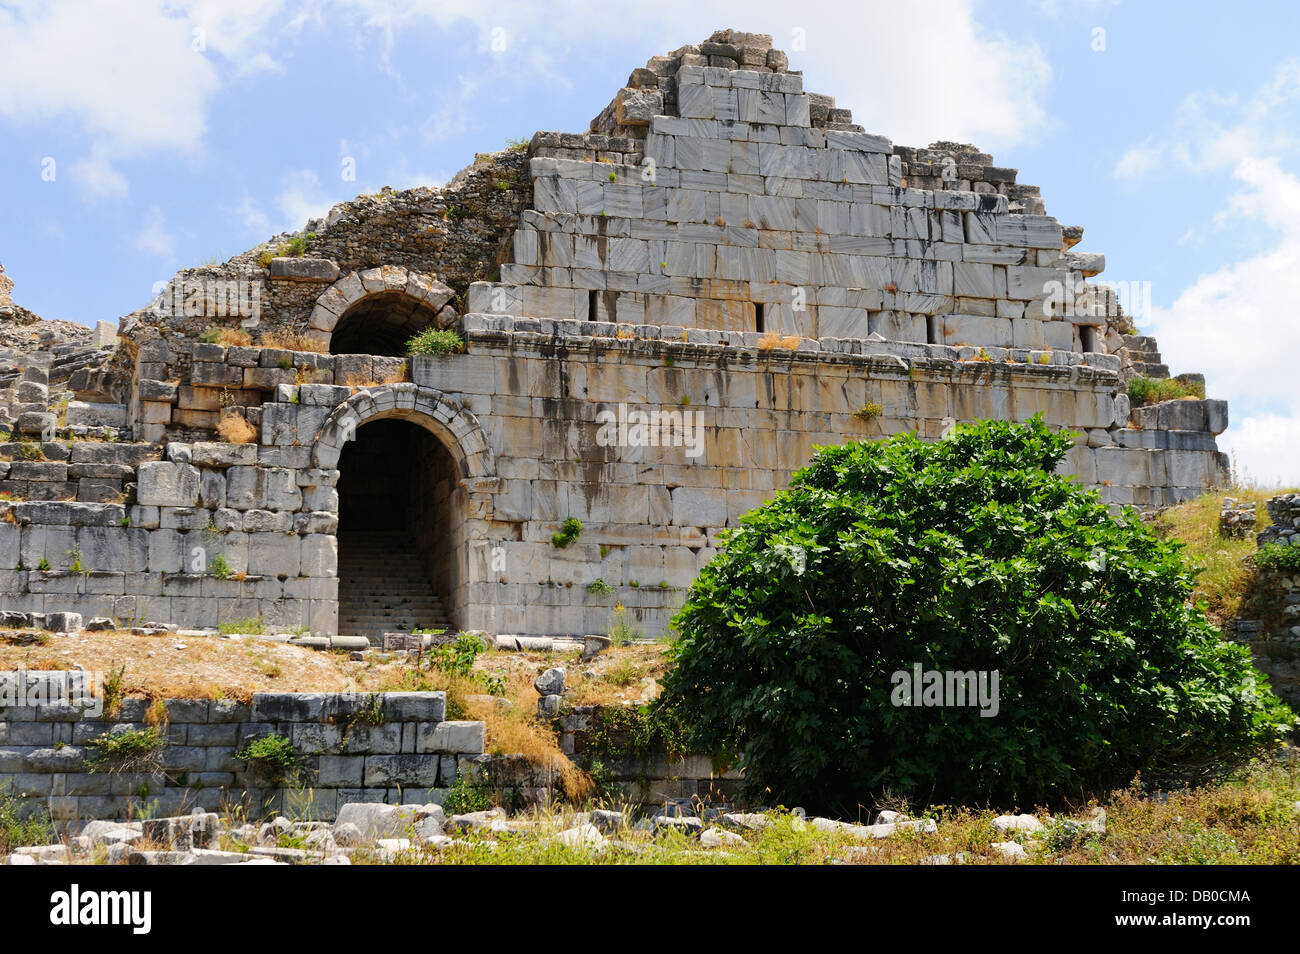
left=657, top=417, right=1294, bottom=813
left=235, top=733, right=301, bottom=784
left=406, top=328, right=465, bottom=356
left=1127, top=375, right=1205, bottom=407
left=1255, top=542, right=1300, bottom=573
left=0, top=786, right=54, bottom=853
left=552, top=517, right=582, bottom=549
left=86, top=726, right=165, bottom=774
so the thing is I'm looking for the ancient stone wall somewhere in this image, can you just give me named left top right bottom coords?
left=0, top=30, right=1232, bottom=640
left=1230, top=494, right=1300, bottom=706
left=0, top=681, right=485, bottom=822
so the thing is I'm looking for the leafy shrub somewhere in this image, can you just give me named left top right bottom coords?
left=1128, top=375, right=1205, bottom=407
left=219, top=616, right=265, bottom=635
left=424, top=631, right=485, bottom=678
left=443, top=772, right=494, bottom=815
left=587, top=577, right=615, bottom=597
left=1255, top=542, right=1300, bottom=573
left=235, top=733, right=301, bottom=784
left=87, top=726, right=165, bottom=774
left=209, top=553, right=231, bottom=579
left=607, top=602, right=642, bottom=646
left=657, top=417, right=1295, bottom=813
left=0, top=786, right=53, bottom=854
left=406, top=328, right=464, bottom=356
left=551, top=517, right=582, bottom=549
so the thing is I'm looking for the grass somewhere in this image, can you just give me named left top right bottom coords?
left=86, top=726, right=166, bottom=773
left=217, top=411, right=258, bottom=444
left=350, top=757, right=1300, bottom=864
left=1150, top=486, right=1300, bottom=623
left=0, top=786, right=54, bottom=855
left=406, top=328, right=464, bottom=356
left=198, top=328, right=252, bottom=346
left=1128, top=375, right=1206, bottom=407
left=219, top=616, right=266, bottom=636
left=260, top=329, right=328, bottom=354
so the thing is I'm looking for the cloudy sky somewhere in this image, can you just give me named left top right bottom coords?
left=1, top=0, right=1297, bottom=484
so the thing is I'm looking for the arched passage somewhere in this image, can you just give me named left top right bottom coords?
left=336, top=418, right=462, bottom=640
left=313, top=384, right=496, bottom=642
left=329, top=291, right=440, bottom=356
left=308, top=267, right=457, bottom=356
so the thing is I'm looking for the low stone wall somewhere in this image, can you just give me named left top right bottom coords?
left=0, top=682, right=486, bottom=821
left=1229, top=494, right=1300, bottom=707
left=558, top=705, right=741, bottom=804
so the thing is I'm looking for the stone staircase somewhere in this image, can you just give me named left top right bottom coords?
left=1119, top=334, right=1169, bottom=380
left=337, top=530, right=455, bottom=644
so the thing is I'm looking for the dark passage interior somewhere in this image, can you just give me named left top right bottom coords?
left=336, top=418, right=465, bottom=641
left=329, top=292, right=440, bottom=356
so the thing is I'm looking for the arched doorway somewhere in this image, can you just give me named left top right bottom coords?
left=335, top=417, right=464, bottom=641
left=329, top=291, right=440, bottom=356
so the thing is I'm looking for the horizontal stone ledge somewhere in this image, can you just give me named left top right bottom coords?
left=268, top=257, right=340, bottom=283
left=456, top=325, right=1115, bottom=381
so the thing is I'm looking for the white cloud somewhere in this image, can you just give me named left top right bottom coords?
left=335, top=0, right=1052, bottom=151
left=238, top=195, right=272, bottom=235
left=134, top=206, right=175, bottom=256
left=71, top=147, right=129, bottom=198
left=276, top=169, right=335, bottom=230
left=1115, top=143, right=1161, bottom=179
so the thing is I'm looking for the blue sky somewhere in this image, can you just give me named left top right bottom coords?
left=2, top=0, right=1298, bottom=483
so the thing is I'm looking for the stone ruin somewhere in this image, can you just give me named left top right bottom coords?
left=0, top=29, right=1230, bottom=642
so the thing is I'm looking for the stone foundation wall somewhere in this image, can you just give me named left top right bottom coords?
left=1230, top=494, right=1300, bottom=706
left=557, top=705, right=741, bottom=804
left=0, top=324, right=1227, bottom=638
left=0, top=683, right=486, bottom=822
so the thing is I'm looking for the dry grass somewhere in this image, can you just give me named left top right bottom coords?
left=210, top=329, right=252, bottom=346
left=342, top=365, right=409, bottom=389
left=1151, top=486, right=1300, bottom=624
left=757, top=332, right=801, bottom=351
left=0, top=629, right=410, bottom=702
left=260, top=329, right=328, bottom=353
left=216, top=411, right=258, bottom=444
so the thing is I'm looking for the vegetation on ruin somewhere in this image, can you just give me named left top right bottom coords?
left=86, top=726, right=166, bottom=774
left=551, top=517, right=582, bottom=549
left=1148, top=485, right=1299, bottom=623
left=1127, top=374, right=1205, bottom=407
left=406, top=327, right=465, bottom=356
left=198, top=328, right=252, bottom=346
left=657, top=417, right=1296, bottom=813
left=0, top=786, right=53, bottom=855
left=234, top=733, right=302, bottom=785
left=1255, top=541, right=1300, bottom=573
left=219, top=616, right=266, bottom=636
left=216, top=410, right=258, bottom=444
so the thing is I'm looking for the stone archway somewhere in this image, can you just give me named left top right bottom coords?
left=308, top=266, right=458, bottom=356
left=312, top=384, right=496, bottom=641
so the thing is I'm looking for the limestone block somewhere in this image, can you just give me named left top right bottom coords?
left=263, top=467, right=303, bottom=511
left=246, top=532, right=300, bottom=578
left=268, top=257, right=340, bottom=282
left=670, top=487, right=727, bottom=527
left=136, top=461, right=200, bottom=507
left=198, top=470, right=226, bottom=509
left=300, top=534, right=337, bottom=577
left=189, top=442, right=258, bottom=467
left=417, top=721, right=487, bottom=755
left=225, top=466, right=265, bottom=510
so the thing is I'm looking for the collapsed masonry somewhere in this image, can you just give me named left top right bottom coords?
left=0, top=29, right=1229, bottom=640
